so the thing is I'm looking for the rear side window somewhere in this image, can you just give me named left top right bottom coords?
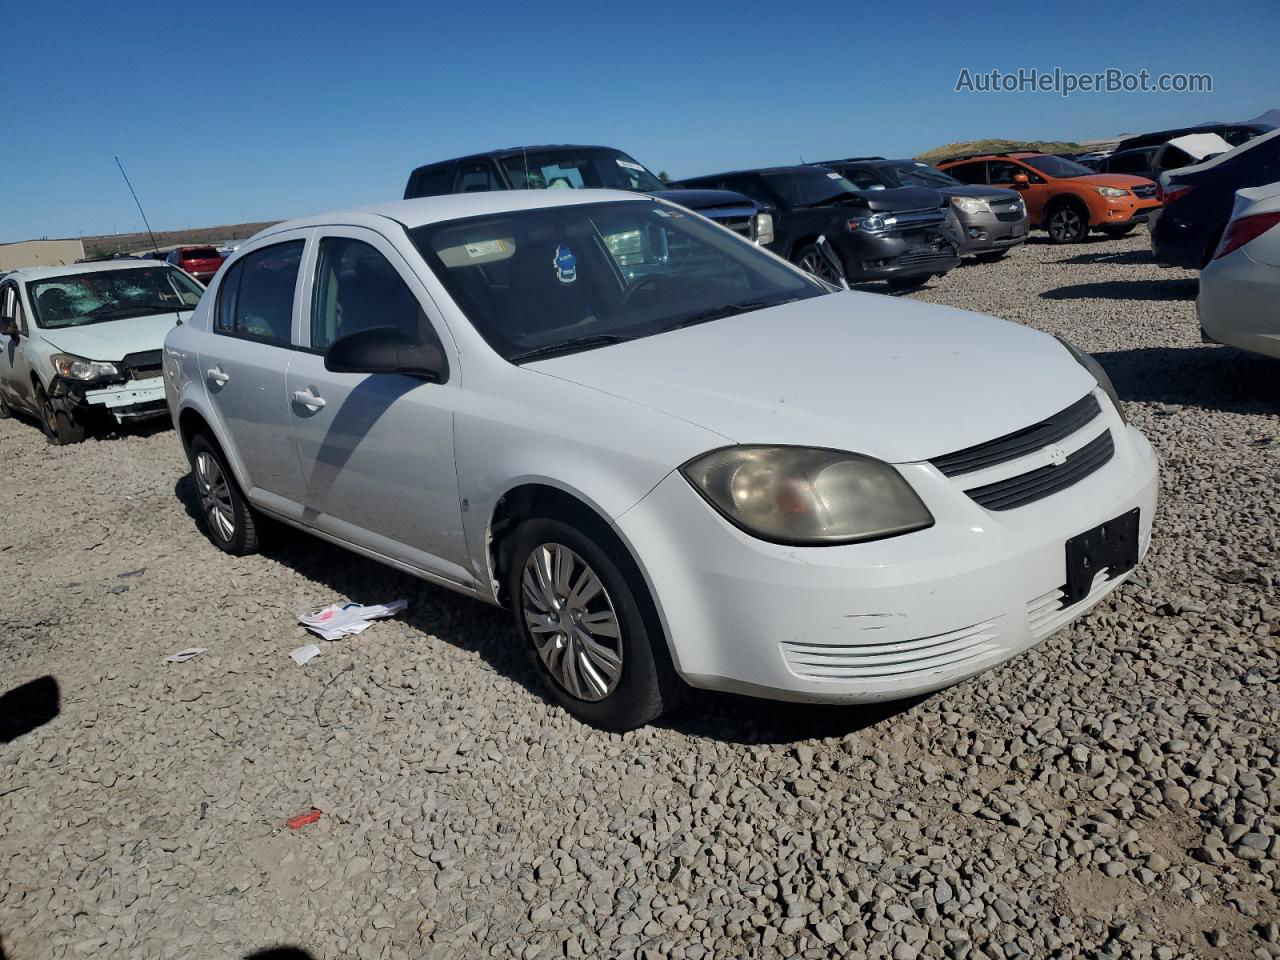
left=213, top=240, right=303, bottom=346
left=456, top=162, right=501, bottom=193
left=407, top=164, right=456, bottom=198
left=310, top=237, right=437, bottom=352
left=946, top=162, right=987, bottom=185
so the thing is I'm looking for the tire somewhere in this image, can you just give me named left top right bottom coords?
left=1101, top=225, right=1135, bottom=239
left=1046, top=201, right=1090, bottom=244
left=506, top=515, right=680, bottom=731
left=0, top=394, right=10, bottom=419
left=886, top=275, right=929, bottom=292
left=188, top=432, right=259, bottom=555
left=973, top=250, right=1008, bottom=264
left=35, top=384, right=86, bottom=445
left=792, top=243, right=843, bottom=285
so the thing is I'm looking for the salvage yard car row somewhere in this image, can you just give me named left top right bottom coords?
left=0, top=127, right=1277, bottom=730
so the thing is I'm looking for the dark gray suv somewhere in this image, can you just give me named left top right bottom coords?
left=819, top=158, right=1028, bottom=262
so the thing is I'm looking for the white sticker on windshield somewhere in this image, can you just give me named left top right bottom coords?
left=827, top=172, right=842, bottom=179
left=616, top=158, right=646, bottom=171
left=465, top=239, right=506, bottom=259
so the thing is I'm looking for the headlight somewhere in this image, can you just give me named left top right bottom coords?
left=681, top=446, right=934, bottom=545
left=951, top=197, right=991, bottom=215
left=1055, top=337, right=1126, bottom=424
left=755, top=212, right=775, bottom=246
left=848, top=215, right=887, bottom=232
left=1095, top=186, right=1128, bottom=198
left=52, top=354, right=121, bottom=381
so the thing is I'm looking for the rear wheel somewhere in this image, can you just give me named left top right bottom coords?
left=792, top=244, right=842, bottom=285
left=188, top=433, right=259, bottom=555
left=1046, top=202, right=1090, bottom=243
left=507, top=516, right=679, bottom=731
left=1101, top=225, right=1135, bottom=239
left=36, top=384, right=86, bottom=445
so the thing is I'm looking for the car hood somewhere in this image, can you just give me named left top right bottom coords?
left=1074, top=173, right=1156, bottom=190
left=654, top=188, right=758, bottom=213
left=38, top=310, right=191, bottom=361
left=849, top=186, right=944, bottom=212
left=528, top=293, right=1097, bottom=464
left=935, top=184, right=1022, bottom=201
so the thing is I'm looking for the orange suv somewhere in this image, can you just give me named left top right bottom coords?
left=937, top=152, right=1161, bottom=243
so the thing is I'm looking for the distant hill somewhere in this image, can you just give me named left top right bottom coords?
left=915, top=139, right=1084, bottom=163
left=82, top=221, right=278, bottom=258
left=1247, top=108, right=1280, bottom=128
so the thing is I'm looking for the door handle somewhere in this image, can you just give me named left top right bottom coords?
left=292, top=388, right=326, bottom=410
left=206, top=367, right=230, bottom=386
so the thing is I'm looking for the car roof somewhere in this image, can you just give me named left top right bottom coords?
left=682, top=165, right=837, bottom=180
left=4, top=260, right=170, bottom=283
left=411, top=145, right=630, bottom=168
left=248, top=189, right=648, bottom=243
left=939, top=152, right=1041, bottom=164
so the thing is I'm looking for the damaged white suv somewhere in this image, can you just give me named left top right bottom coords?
left=0, top=261, right=204, bottom=443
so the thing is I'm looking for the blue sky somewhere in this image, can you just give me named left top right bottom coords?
left=5, top=0, right=1278, bottom=242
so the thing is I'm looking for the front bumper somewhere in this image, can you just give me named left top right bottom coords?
left=834, top=230, right=959, bottom=282
left=53, top=376, right=169, bottom=422
left=1198, top=251, right=1280, bottom=360
left=954, top=209, right=1029, bottom=255
left=615, top=415, right=1158, bottom=704
left=1100, top=198, right=1161, bottom=229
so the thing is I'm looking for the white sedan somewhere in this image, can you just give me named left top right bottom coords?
left=1198, top=181, right=1280, bottom=359
left=163, top=189, right=1158, bottom=729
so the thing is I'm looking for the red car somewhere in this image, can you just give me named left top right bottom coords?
left=165, top=246, right=225, bottom=285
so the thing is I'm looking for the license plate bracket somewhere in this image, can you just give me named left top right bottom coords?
left=1062, top=508, right=1140, bottom=606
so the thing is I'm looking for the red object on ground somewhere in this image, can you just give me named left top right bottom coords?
left=286, top=808, right=323, bottom=829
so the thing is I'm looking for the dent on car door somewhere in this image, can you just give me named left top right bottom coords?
left=198, top=237, right=310, bottom=513
left=285, top=228, right=470, bottom=586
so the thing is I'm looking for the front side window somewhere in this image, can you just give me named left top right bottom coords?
left=27, top=266, right=203, bottom=329
left=499, top=149, right=665, bottom=193
left=213, top=240, right=303, bottom=346
left=311, top=237, right=434, bottom=351
left=1022, top=155, right=1095, bottom=179
left=410, top=199, right=826, bottom=362
left=1, top=285, right=25, bottom=334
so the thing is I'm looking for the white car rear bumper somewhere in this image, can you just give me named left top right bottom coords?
left=1198, top=250, right=1280, bottom=360
left=615, top=422, right=1158, bottom=704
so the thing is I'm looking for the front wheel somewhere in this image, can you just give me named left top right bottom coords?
left=792, top=244, right=843, bottom=285
left=36, top=384, right=86, bottom=445
left=1046, top=203, right=1090, bottom=243
left=188, top=433, right=259, bottom=555
left=507, top=516, right=679, bottom=731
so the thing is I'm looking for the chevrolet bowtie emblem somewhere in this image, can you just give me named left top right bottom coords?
left=1044, top=444, right=1069, bottom=467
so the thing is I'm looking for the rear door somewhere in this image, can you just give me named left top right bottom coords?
left=198, top=233, right=310, bottom=514
left=285, top=226, right=469, bottom=585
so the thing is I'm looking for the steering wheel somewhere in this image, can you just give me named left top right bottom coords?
left=621, top=273, right=669, bottom=309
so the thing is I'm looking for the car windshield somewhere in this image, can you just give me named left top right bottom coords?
left=881, top=163, right=961, bottom=188
left=1022, top=155, right=1095, bottom=178
left=499, top=149, right=666, bottom=193
left=763, top=171, right=863, bottom=208
left=28, top=266, right=203, bottom=329
left=410, top=199, right=827, bottom=362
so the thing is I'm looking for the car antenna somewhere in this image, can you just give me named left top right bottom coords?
left=114, top=155, right=160, bottom=257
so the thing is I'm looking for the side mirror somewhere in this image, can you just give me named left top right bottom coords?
left=0, top=315, right=18, bottom=338
left=324, top=326, right=447, bottom=382
left=1012, top=173, right=1030, bottom=186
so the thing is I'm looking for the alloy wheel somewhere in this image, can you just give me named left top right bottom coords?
left=798, top=249, right=841, bottom=284
left=521, top=543, right=623, bottom=702
left=195, top=451, right=236, bottom=542
left=1050, top=208, right=1082, bottom=242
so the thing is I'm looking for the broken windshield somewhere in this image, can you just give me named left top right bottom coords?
left=28, top=266, right=203, bottom=329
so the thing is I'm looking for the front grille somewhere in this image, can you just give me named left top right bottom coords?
left=1132, top=184, right=1157, bottom=199
left=992, top=203, right=1024, bottom=222
left=964, top=430, right=1115, bottom=511
left=122, top=350, right=163, bottom=380
left=931, top=393, right=1101, bottom=477
left=781, top=619, right=1001, bottom=680
left=714, top=216, right=754, bottom=239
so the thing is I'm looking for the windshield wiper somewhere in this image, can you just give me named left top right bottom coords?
left=659, top=298, right=801, bottom=333
left=509, top=334, right=634, bottom=363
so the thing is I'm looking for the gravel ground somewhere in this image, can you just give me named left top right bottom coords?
left=1, top=232, right=1278, bottom=960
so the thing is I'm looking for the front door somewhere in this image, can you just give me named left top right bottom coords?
left=198, top=234, right=309, bottom=513
left=988, top=160, right=1046, bottom=224
left=0, top=283, right=37, bottom=413
left=285, top=227, right=469, bottom=585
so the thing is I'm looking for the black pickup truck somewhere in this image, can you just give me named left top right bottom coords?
left=674, top=165, right=958, bottom=289
left=404, top=145, right=772, bottom=245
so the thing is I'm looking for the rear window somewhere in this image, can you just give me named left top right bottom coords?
left=182, top=247, right=221, bottom=260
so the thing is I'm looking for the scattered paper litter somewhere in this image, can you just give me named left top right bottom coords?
left=299, top=599, right=407, bottom=641
left=290, top=643, right=321, bottom=666
left=165, top=647, right=207, bottom=663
